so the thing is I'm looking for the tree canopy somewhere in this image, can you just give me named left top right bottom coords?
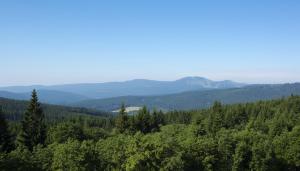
left=1, top=93, right=300, bottom=170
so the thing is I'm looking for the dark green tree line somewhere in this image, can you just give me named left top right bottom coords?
left=1, top=94, right=300, bottom=170
left=0, top=107, right=13, bottom=152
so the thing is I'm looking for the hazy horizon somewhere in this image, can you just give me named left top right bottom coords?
left=1, top=1, right=300, bottom=86
left=1, top=75, right=300, bottom=87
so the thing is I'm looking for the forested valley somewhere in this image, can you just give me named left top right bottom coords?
left=0, top=90, right=300, bottom=170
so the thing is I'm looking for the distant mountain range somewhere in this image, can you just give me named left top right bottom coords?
left=72, top=83, right=300, bottom=111
left=0, top=77, right=245, bottom=104
left=2, top=77, right=299, bottom=112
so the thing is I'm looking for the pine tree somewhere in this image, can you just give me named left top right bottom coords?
left=115, top=103, right=129, bottom=133
left=128, top=116, right=137, bottom=133
left=135, top=106, right=152, bottom=133
left=18, top=89, right=46, bottom=150
left=151, top=109, right=164, bottom=131
left=0, top=107, right=13, bottom=152
left=207, top=101, right=224, bottom=134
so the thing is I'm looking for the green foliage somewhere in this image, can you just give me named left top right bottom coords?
left=0, top=97, right=109, bottom=121
left=0, top=107, right=13, bottom=152
left=207, top=101, right=224, bottom=135
left=51, top=139, right=100, bottom=171
left=6, top=147, right=37, bottom=170
left=96, top=134, right=131, bottom=170
left=273, top=126, right=300, bottom=169
left=18, top=90, right=46, bottom=151
left=114, top=105, right=164, bottom=134
left=47, top=122, right=84, bottom=144
left=134, top=106, right=152, bottom=133
left=115, top=103, right=130, bottom=133
left=1, top=96, right=300, bottom=170
left=151, top=109, right=165, bottom=131
left=124, top=132, right=184, bottom=171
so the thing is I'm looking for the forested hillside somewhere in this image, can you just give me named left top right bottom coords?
left=1, top=92, right=300, bottom=170
left=73, top=83, right=300, bottom=111
left=0, top=97, right=109, bottom=121
left=0, top=89, right=89, bottom=105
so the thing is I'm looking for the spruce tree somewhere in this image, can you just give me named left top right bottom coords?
left=115, top=103, right=129, bottom=133
left=135, top=106, right=152, bottom=133
left=151, top=109, right=164, bottom=131
left=18, top=89, right=46, bottom=150
left=208, top=101, right=224, bottom=134
left=0, top=107, right=13, bottom=152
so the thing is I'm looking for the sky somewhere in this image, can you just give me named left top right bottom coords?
left=1, top=0, right=300, bottom=86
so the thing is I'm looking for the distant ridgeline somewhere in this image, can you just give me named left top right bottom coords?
left=72, top=83, right=300, bottom=111
left=1, top=83, right=300, bottom=122
left=1, top=79, right=300, bottom=113
left=0, top=77, right=245, bottom=100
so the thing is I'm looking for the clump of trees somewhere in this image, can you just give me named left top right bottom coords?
left=1, top=91, right=300, bottom=170
left=115, top=105, right=165, bottom=134
left=0, top=108, right=13, bottom=152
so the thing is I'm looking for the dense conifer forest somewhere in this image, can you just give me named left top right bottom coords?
left=0, top=97, right=110, bottom=121
left=0, top=90, right=300, bottom=170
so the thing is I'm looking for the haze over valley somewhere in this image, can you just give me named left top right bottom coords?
left=0, top=77, right=299, bottom=112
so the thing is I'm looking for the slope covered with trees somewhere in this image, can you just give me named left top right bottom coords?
left=0, top=89, right=89, bottom=105
left=0, top=91, right=300, bottom=170
left=73, top=83, right=300, bottom=111
left=0, top=97, right=110, bottom=121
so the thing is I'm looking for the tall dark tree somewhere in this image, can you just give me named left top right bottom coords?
left=115, top=103, right=129, bottom=133
left=18, top=89, right=46, bottom=150
left=150, top=109, right=165, bottom=131
left=135, top=106, right=152, bottom=133
left=0, top=107, right=13, bottom=152
left=207, top=101, right=224, bottom=134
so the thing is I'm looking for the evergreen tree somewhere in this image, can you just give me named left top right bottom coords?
left=115, top=103, right=129, bottom=133
left=0, top=107, right=13, bottom=152
left=18, top=89, right=46, bottom=150
left=207, top=101, right=224, bottom=134
left=128, top=116, right=137, bottom=133
left=151, top=109, right=164, bottom=131
left=135, top=106, right=152, bottom=133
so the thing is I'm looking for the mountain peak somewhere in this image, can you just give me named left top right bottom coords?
left=176, top=76, right=209, bottom=81
left=0, top=76, right=246, bottom=100
left=175, top=77, right=212, bottom=86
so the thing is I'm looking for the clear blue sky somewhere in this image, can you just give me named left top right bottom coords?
left=1, top=0, right=300, bottom=86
